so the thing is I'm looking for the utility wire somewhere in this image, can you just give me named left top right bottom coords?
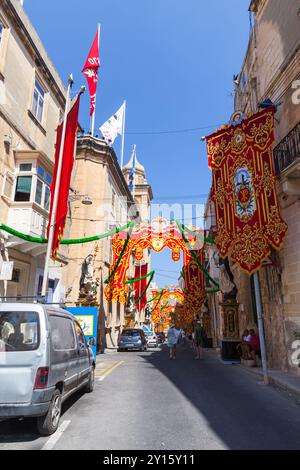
left=80, top=123, right=222, bottom=137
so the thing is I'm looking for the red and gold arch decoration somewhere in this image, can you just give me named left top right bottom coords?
left=105, top=218, right=206, bottom=317
left=160, top=288, right=184, bottom=307
left=150, top=288, right=184, bottom=326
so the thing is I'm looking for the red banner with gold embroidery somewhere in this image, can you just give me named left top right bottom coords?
left=134, top=264, right=148, bottom=311
left=207, top=107, right=288, bottom=274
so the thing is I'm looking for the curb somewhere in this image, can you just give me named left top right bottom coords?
left=239, top=364, right=300, bottom=403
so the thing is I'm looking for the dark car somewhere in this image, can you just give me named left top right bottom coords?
left=118, top=328, right=147, bottom=352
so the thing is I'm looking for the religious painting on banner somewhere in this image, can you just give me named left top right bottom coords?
left=206, top=107, right=288, bottom=274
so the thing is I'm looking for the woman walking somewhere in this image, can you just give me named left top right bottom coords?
left=167, top=324, right=178, bottom=359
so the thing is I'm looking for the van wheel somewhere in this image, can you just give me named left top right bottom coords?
left=37, top=389, right=62, bottom=436
left=85, top=367, right=95, bottom=393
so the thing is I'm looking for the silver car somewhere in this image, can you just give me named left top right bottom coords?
left=0, top=303, right=95, bottom=435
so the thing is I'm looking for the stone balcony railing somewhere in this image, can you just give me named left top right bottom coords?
left=273, top=121, right=300, bottom=176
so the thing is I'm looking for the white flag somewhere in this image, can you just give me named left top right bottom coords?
left=100, top=102, right=125, bottom=145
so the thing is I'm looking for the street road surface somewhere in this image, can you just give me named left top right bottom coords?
left=1, top=344, right=300, bottom=450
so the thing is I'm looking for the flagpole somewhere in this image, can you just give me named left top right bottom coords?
left=132, top=144, right=136, bottom=199
left=120, top=100, right=126, bottom=168
left=41, top=75, right=73, bottom=298
left=91, top=23, right=100, bottom=137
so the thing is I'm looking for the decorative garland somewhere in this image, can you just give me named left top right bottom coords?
left=150, top=289, right=165, bottom=314
left=125, top=270, right=155, bottom=284
left=104, top=223, right=136, bottom=285
left=160, top=303, right=169, bottom=312
left=176, top=220, right=220, bottom=291
left=146, top=291, right=163, bottom=304
left=134, top=271, right=155, bottom=305
left=180, top=222, right=215, bottom=245
left=0, top=221, right=134, bottom=245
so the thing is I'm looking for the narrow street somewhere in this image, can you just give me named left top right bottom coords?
left=1, top=344, right=300, bottom=451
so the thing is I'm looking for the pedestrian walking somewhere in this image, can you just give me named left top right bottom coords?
left=167, top=324, right=178, bottom=359
left=194, top=317, right=205, bottom=360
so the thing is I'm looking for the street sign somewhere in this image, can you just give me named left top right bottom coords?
left=67, top=307, right=98, bottom=360
left=0, top=261, right=14, bottom=281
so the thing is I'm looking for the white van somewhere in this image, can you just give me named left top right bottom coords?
left=0, top=303, right=95, bottom=435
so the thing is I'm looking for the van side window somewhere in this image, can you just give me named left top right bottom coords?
left=75, top=322, right=86, bottom=349
left=50, top=316, right=76, bottom=350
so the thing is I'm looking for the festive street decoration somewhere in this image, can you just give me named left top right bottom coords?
left=104, top=218, right=206, bottom=309
left=82, top=26, right=100, bottom=117
left=48, top=94, right=81, bottom=260
left=0, top=222, right=134, bottom=245
left=206, top=107, right=288, bottom=274
left=160, top=288, right=184, bottom=307
left=150, top=288, right=184, bottom=326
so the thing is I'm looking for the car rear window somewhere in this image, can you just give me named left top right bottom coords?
left=0, top=311, right=40, bottom=352
left=121, top=329, right=141, bottom=337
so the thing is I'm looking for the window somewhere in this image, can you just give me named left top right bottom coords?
left=19, top=163, right=32, bottom=172
left=75, top=322, right=86, bottom=349
left=12, top=269, right=20, bottom=283
left=0, top=311, right=40, bottom=352
left=44, top=186, right=50, bottom=211
left=14, top=162, right=51, bottom=210
left=35, top=178, right=43, bottom=205
left=50, top=316, right=76, bottom=350
left=14, top=175, right=32, bottom=202
left=37, top=165, right=51, bottom=185
left=32, top=79, right=45, bottom=123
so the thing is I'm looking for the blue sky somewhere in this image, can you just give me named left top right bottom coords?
left=25, top=0, right=250, bottom=287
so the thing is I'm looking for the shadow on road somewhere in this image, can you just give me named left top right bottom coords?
left=140, top=343, right=300, bottom=450
left=0, top=389, right=85, bottom=444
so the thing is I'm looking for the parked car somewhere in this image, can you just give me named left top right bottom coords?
left=145, top=332, right=159, bottom=348
left=0, top=303, right=95, bottom=435
left=157, top=332, right=166, bottom=344
left=118, top=328, right=147, bottom=352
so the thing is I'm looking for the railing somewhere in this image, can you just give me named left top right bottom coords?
left=273, top=121, right=300, bottom=175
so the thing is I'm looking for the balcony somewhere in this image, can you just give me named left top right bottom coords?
left=274, top=122, right=300, bottom=176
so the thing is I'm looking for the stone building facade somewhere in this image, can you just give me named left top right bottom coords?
left=64, top=135, right=139, bottom=350
left=122, top=147, right=153, bottom=327
left=206, top=0, right=300, bottom=371
left=0, top=0, right=68, bottom=302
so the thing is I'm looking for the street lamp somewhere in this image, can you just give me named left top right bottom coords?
left=69, top=191, right=93, bottom=205
left=81, top=195, right=93, bottom=206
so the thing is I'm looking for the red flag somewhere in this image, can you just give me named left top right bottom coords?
left=48, top=95, right=80, bottom=259
left=135, top=264, right=148, bottom=312
left=82, top=28, right=100, bottom=116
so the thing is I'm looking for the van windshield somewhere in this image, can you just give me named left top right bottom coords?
left=0, top=311, right=40, bottom=352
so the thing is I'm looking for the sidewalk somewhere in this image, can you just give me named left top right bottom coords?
left=208, top=348, right=300, bottom=403
left=239, top=363, right=300, bottom=402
